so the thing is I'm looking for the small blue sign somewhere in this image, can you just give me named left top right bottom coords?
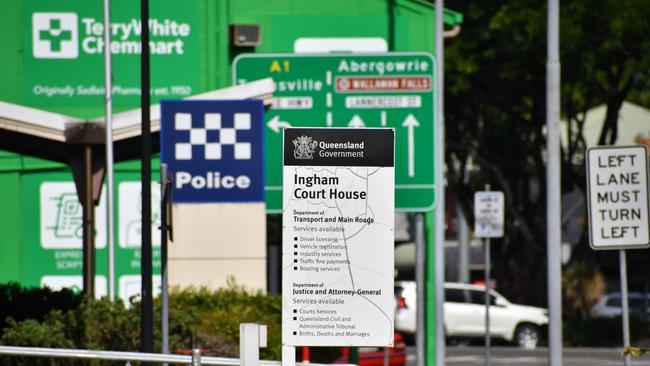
left=160, top=100, right=265, bottom=203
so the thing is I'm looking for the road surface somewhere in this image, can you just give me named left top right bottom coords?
left=404, top=346, right=650, bottom=366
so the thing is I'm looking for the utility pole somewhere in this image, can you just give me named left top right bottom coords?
left=434, top=1, right=446, bottom=365
left=546, top=0, right=563, bottom=365
left=140, top=0, right=154, bottom=358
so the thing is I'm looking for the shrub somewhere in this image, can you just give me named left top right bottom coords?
left=160, top=280, right=282, bottom=359
left=564, top=315, right=650, bottom=347
left=0, top=283, right=81, bottom=337
left=0, top=280, right=282, bottom=364
left=0, top=311, right=77, bottom=366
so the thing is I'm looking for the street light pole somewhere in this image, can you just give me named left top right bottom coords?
left=140, top=0, right=154, bottom=358
left=434, top=1, right=446, bottom=366
left=546, top=0, right=563, bottom=365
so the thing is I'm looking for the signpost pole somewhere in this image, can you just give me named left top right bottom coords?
left=483, top=184, right=491, bottom=366
left=140, top=0, right=154, bottom=357
left=160, top=164, right=170, bottom=366
left=484, top=235, right=491, bottom=366
left=102, top=0, right=115, bottom=302
left=620, top=250, right=631, bottom=366
left=434, top=1, right=446, bottom=365
left=415, top=213, right=425, bottom=366
left=546, top=0, right=563, bottom=365
left=82, top=144, right=95, bottom=298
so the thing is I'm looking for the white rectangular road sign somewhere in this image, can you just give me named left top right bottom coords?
left=282, top=128, right=395, bottom=347
left=586, top=145, right=650, bottom=250
left=474, top=191, right=505, bottom=238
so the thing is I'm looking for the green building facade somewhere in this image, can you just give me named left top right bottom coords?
left=0, top=1, right=463, bottom=355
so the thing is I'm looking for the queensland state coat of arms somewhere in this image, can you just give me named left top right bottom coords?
left=293, top=135, right=318, bottom=159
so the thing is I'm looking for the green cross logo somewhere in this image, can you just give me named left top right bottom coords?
left=33, top=13, right=78, bottom=59
left=40, top=19, right=72, bottom=52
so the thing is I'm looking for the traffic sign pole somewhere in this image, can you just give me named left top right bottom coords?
left=485, top=236, right=491, bottom=366
left=434, top=2, right=446, bottom=365
left=620, top=250, right=631, bottom=366
left=546, top=0, right=563, bottom=365
left=484, top=184, right=491, bottom=366
left=415, top=214, right=425, bottom=366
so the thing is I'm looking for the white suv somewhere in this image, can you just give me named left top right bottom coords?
left=395, top=281, right=549, bottom=349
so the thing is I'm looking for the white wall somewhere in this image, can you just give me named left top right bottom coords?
left=169, top=203, right=266, bottom=291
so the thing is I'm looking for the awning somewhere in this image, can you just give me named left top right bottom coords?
left=0, top=78, right=275, bottom=162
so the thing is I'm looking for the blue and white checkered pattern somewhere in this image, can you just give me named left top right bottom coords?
left=173, top=112, right=252, bottom=161
left=160, top=99, right=264, bottom=203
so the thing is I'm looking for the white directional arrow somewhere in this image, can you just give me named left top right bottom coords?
left=348, top=114, right=365, bottom=128
left=267, top=115, right=292, bottom=133
left=401, top=113, right=420, bottom=177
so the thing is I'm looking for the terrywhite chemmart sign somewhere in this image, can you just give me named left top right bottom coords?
left=33, top=12, right=191, bottom=58
left=24, top=0, right=200, bottom=107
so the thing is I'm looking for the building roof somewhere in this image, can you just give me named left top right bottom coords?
left=0, top=78, right=275, bottom=162
left=562, top=101, right=650, bottom=148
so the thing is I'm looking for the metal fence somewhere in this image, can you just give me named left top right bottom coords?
left=0, top=345, right=339, bottom=366
left=0, top=324, right=356, bottom=366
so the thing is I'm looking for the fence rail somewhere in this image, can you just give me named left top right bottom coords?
left=0, top=345, right=340, bottom=366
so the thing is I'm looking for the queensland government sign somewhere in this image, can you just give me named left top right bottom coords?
left=282, top=128, right=395, bottom=347
left=234, top=52, right=436, bottom=212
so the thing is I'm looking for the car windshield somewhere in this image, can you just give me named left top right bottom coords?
left=468, top=289, right=497, bottom=305
left=606, top=296, right=649, bottom=309
left=445, top=288, right=465, bottom=303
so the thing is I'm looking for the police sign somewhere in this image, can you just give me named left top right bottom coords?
left=160, top=100, right=264, bottom=203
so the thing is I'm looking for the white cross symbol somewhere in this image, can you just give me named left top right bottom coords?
left=174, top=112, right=252, bottom=160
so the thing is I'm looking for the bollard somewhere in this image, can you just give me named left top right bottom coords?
left=282, top=346, right=296, bottom=366
left=191, top=348, right=201, bottom=366
left=240, top=324, right=260, bottom=366
left=302, top=347, right=310, bottom=363
left=240, top=323, right=269, bottom=366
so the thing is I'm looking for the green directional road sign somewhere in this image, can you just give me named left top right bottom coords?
left=233, top=52, right=436, bottom=212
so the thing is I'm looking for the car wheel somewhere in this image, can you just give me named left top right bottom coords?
left=514, top=324, right=540, bottom=350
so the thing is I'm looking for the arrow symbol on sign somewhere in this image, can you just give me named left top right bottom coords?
left=402, top=113, right=420, bottom=177
left=267, top=115, right=292, bottom=133
left=348, top=114, right=365, bottom=128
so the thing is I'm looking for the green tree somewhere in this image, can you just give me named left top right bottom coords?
left=444, top=0, right=650, bottom=305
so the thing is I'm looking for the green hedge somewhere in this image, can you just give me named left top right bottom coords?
left=0, top=283, right=81, bottom=337
left=0, top=281, right=281, bottom=366
left=564, top=316, right=650, bottom=347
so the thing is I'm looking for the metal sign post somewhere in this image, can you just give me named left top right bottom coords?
left=160, top=164, right=172, bottom=366
left=546, top=0, right=563, bottom=364
left=620, top=250, right=631, bottom=366
left=484, top=235, right=491, bottom=366
left=586, top=145, right=650, bottom=366
left=102, top=0, right=115, bottom=302
left=140, top=0, right=153, bottom=356
left=415, top=214, right=425, bottom=366
left=474, top=186, right=505, bottom=366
